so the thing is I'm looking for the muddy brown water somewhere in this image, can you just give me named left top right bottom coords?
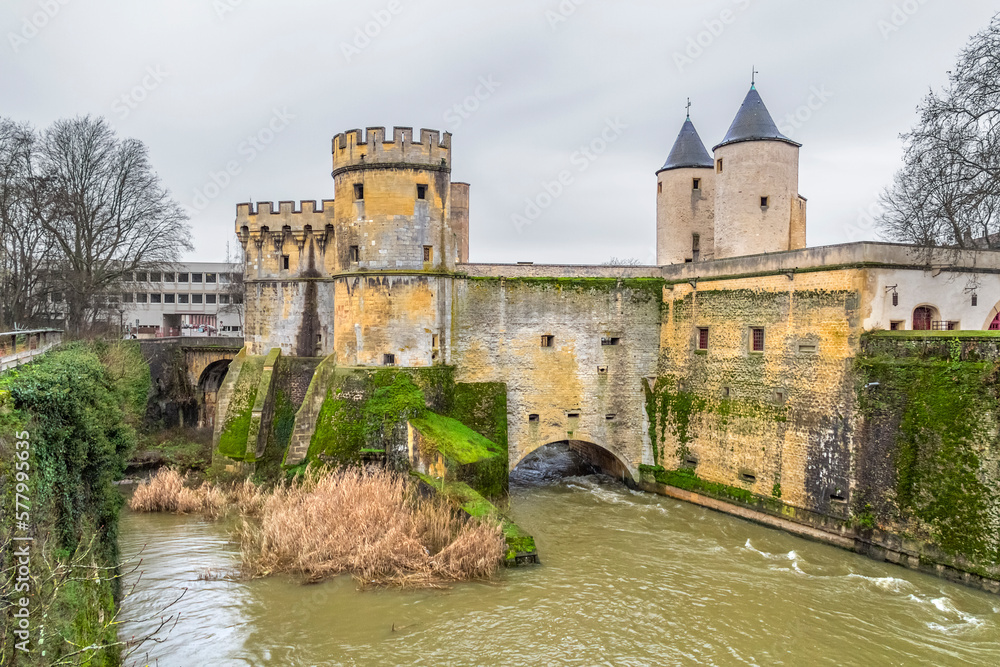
left=118, top=476, right=1000, bottom=666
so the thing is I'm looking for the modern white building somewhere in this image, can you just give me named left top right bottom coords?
left=120, top=262, right=244, bottom=338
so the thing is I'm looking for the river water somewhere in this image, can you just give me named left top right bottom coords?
left=119, top=475, right=1000, bottom=666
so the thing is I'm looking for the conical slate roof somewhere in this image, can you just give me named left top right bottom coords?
left=656, top=118, right=714, bottom=173
left=713, top=86, right=801, bottom=150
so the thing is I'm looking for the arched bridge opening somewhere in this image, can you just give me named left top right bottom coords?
left=198, top=359, right=232, bottom=429
left=511, top=439, right=635, bottom=486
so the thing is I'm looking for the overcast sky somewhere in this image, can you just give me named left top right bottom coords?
left=4, top=0, right=998, bottom=264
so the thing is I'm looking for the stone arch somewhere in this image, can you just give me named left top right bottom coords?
left=512, top=439, right=636, bottom=482
left=197, top=359, right=232, bottom=429
left=982, top=302, right=1000, bottom=330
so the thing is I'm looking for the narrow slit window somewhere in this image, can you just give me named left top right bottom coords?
left=349, top=245, right=359, bottom=262
left=751, top=327, right=765, bottom=352
left=722, top=386, right=731, bottom=399
left=528, top=414, right=539, bottom=422
left=697, top=327, right=709, bottom=350
left=282, top=255, right=290, bottom=270
left=354, top=183, right=364, bottom=200
left=423, top=246, right=433, bottom=262
left=692, top=178, right=701, bottom=190
left=432, top=334, right=439, bottom=348
left=567, top=413, right=580, bottom=419
left=761, top=196, right=769, bottom=208
left=740, top=471, right=757, bottom=483
left=541, top=335, right=554, bottom=348
left=716, top=158, right=723, bottom=173
left=417, top=184, right=427, bottom=200
left=657, top=182, right=662, bottom=194
left=601, top=337, right=620, bottom=346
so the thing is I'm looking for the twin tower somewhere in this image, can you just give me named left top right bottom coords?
left=656, top=85, right=807, bottom=265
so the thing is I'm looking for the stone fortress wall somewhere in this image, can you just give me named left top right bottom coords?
left=218, top=92, right=1000, bottom=591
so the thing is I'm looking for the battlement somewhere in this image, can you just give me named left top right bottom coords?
left=331, top=126, right=451, bottom=175
left=235, top=200, right=336, bottom=244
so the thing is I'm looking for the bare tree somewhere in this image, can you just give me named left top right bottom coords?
left=878, top=14, right=1000, bottom=252
left=221, top=241, right=246, bottom=332
left=37, top=116, right=191, bottom=335
left=0, top=119, right=60, bottom=330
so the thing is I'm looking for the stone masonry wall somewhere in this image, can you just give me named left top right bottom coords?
left=450, top=277, right=663, bottom=473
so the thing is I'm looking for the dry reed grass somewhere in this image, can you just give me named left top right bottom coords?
left=128, top=468, right=226, bottom=516
left=236, top=467, right=505, bottom=587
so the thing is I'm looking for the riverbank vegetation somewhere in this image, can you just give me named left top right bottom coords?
left=0, top=341, right=150, bottom=665
left=128, top=466, right=506, bottom=587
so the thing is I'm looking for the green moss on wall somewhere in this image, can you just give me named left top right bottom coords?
left=640, top=465, right=758, bottom=505
left=450, top=382, right=508, bottom=452
left=856, top=351, right=1000, bottom=562
left=410, top=411, right=507, bottom=497
left=217, top=355, right=265, bottom=460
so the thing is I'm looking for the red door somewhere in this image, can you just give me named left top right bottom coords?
left=913, top=307, right=933, bottom=331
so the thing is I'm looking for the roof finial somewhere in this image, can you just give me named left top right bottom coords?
left=751, top=66, right=758, bottom=89
left=685, top=97, right=691, bottom=120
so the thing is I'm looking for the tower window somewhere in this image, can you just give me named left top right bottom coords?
left=697, top=327, right=709, bottom=350
left=716, top=159, right=723, bottom=173
left=354, top=183, right=364, bottom=200
left=692, top=178, right=701, bottom=190
left=751, top=327, right=765, bottom=352
left=760, top=196, right=769, bottom=208
left=658, top=182, right=662, bottom=194
left=423, top=246, right=433, bottom=262
left=417, top=184, right=427, bottom=200
left=349, top=245, right=359, bottom=262
left=282, top=255, right=290, bottom=270
left=383, top=353, right=395, bottom=366
left=528, top=414, right=539, bottom=422
left=541, top=335, right=555, bottom=348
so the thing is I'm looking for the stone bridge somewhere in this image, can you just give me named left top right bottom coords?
left=140, top=337, right=244, bottom=429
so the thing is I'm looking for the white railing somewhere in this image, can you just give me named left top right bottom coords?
left=0, top=329, right=64, bottom=372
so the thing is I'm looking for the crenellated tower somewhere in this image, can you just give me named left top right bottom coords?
left=236, top=126, right=470, bottom=366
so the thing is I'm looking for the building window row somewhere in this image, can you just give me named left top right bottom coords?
left=127, top=271, right=230, bottom=284
left=124, top=293, right=242, bottom=305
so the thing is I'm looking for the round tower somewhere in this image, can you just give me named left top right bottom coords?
left=712, top=86, right=806, bottom=259
left=331, top=127, right=460, bottom=272
left=656, top=113, right=716, bottom=265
